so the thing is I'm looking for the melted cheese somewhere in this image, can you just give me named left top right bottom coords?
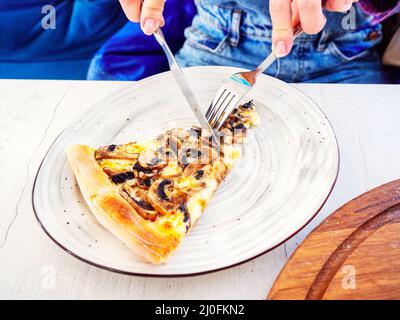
left=176, top=175, right=198, bottom=189
left=124, top=142, right=145, bottom=154
left=161, top=162, right=182, bottom=178
left=124, top=139, right=160, bottom=154
left=99, top=159, right=135, bottom=172
left=155, top=210, right=186, bottom=236
left=187, top=179, right=217, bottom=222
left=222, top=145, right=241, bottom=168
left=249, top=111, right=261, bottom=127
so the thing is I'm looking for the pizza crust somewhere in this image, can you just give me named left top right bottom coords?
left=67, top=144, right=180, bottom=264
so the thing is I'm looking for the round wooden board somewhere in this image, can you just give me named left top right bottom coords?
left=268, top=179, right=400, bottom=300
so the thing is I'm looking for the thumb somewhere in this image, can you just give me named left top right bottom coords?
left=141, top=0, right=166, bottom=35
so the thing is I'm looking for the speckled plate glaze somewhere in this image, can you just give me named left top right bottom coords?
left=33, top=66, right=339, bottom=276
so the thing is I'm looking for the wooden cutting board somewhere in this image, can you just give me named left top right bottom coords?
left=268, top=179, right=400, bottom=300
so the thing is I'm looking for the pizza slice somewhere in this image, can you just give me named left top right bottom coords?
left=67, top=101, right=260, bottom=264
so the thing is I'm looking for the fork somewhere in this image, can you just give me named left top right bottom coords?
left=206, top=1, right=327, bottom=130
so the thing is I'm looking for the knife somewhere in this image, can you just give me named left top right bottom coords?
left=153, top=28, right=220, bottom=147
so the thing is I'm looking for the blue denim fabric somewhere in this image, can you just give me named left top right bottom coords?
left=176, top=1, right=395, bottom=83
left=87, top=0, right=197, bottom=80
left=0, top=1, right=127, bottom=79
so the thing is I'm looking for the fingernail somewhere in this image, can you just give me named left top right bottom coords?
left=142, top=18, right=159, bottom=35
left=275, top=41, right=287, bottom=58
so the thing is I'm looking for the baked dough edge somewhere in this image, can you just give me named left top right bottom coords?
left=66, top=144, right=181, bottom=264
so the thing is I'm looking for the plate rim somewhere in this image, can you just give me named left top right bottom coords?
left=32, top=66, right=340, bottom=277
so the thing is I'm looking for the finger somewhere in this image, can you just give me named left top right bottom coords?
left=270, top=0, right=293, bottom=57
left=297, top=0, right=326, bottom=34
left=141, top=0, right=166, bottom=35
left=325, top=0, right=354, bottom=12
left=291, top=0, right=300, bottom=25
left=119, top=0, right=141, bottom=22
left=159, top=15, right=165, bottom=27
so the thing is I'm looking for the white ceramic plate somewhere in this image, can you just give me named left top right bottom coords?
left=33, top=66, right=339, bottom=276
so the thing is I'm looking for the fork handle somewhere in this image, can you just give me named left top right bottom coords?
left=255, top=0, right=328, bottom=77
left=253, top=24, right=303, bottom=77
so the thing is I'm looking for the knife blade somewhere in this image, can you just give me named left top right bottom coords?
left=153, top=28, right=220, bottom=147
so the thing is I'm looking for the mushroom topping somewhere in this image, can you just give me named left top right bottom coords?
left=179, top=144, right=218, bottom=167
left=187, top=126, right=219, bottom=149
left=166, top=128, right=189, bottom=142
left=179, top=148, right=198, bottom=168
left=167, top=135, right=181, bottom=155
left=137, top=178, right=153, bottom=189
left=132, top=162, right=157, bottom=189
left=148, top=179, right=187, bottom=215
left=103, top=166, right=120, bottom=177
left=157, top=129, right=186, bottom=151
left=95, top=145, right=139, bottom=160
left=220, top=109, right=251, bottom=143
left=158, top=180, right=172, bottom=201
left=187, top=126, right=202, bottom=139
left=231, top=124, right=248, bottom=143
left=178, top=203, right=191, bottom=232
left=241, top=100, right=254, bottom=109
left=110, top=171, right=135, bottom=184
left=183, top=163, right=204, bottom=177
left=223, top=114, right=240, bottom=130
left=157, top=134, right=181, bottom=160
left=138, top=150, right=167, bottom=170
left=132, top=162, right=156, bottom=179
left=219, top=128, right=233, bottom=145
left=121, top=187, right=158, bottom=221
left=188, top=126, right=214, bottom=141
left=194, top=170, right=205, bottom=180
left=225, top=106, right=254, bottom=129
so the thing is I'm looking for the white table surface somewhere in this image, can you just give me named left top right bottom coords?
left=0, top=79, right=399, bottom=300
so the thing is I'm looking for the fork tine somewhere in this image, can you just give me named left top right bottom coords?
left=206, top=89, right=222, bottom=119
left=207, top=90, right=227, bottom=124
left=207, top=90, right=229, bottom=124
left=209, top=91, right=231, bottom=127
left=206, top=88, right=226, bottom=119
left=213, top=95, right=238, bottom=130
left=211, top=93, right=235, bottom=129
